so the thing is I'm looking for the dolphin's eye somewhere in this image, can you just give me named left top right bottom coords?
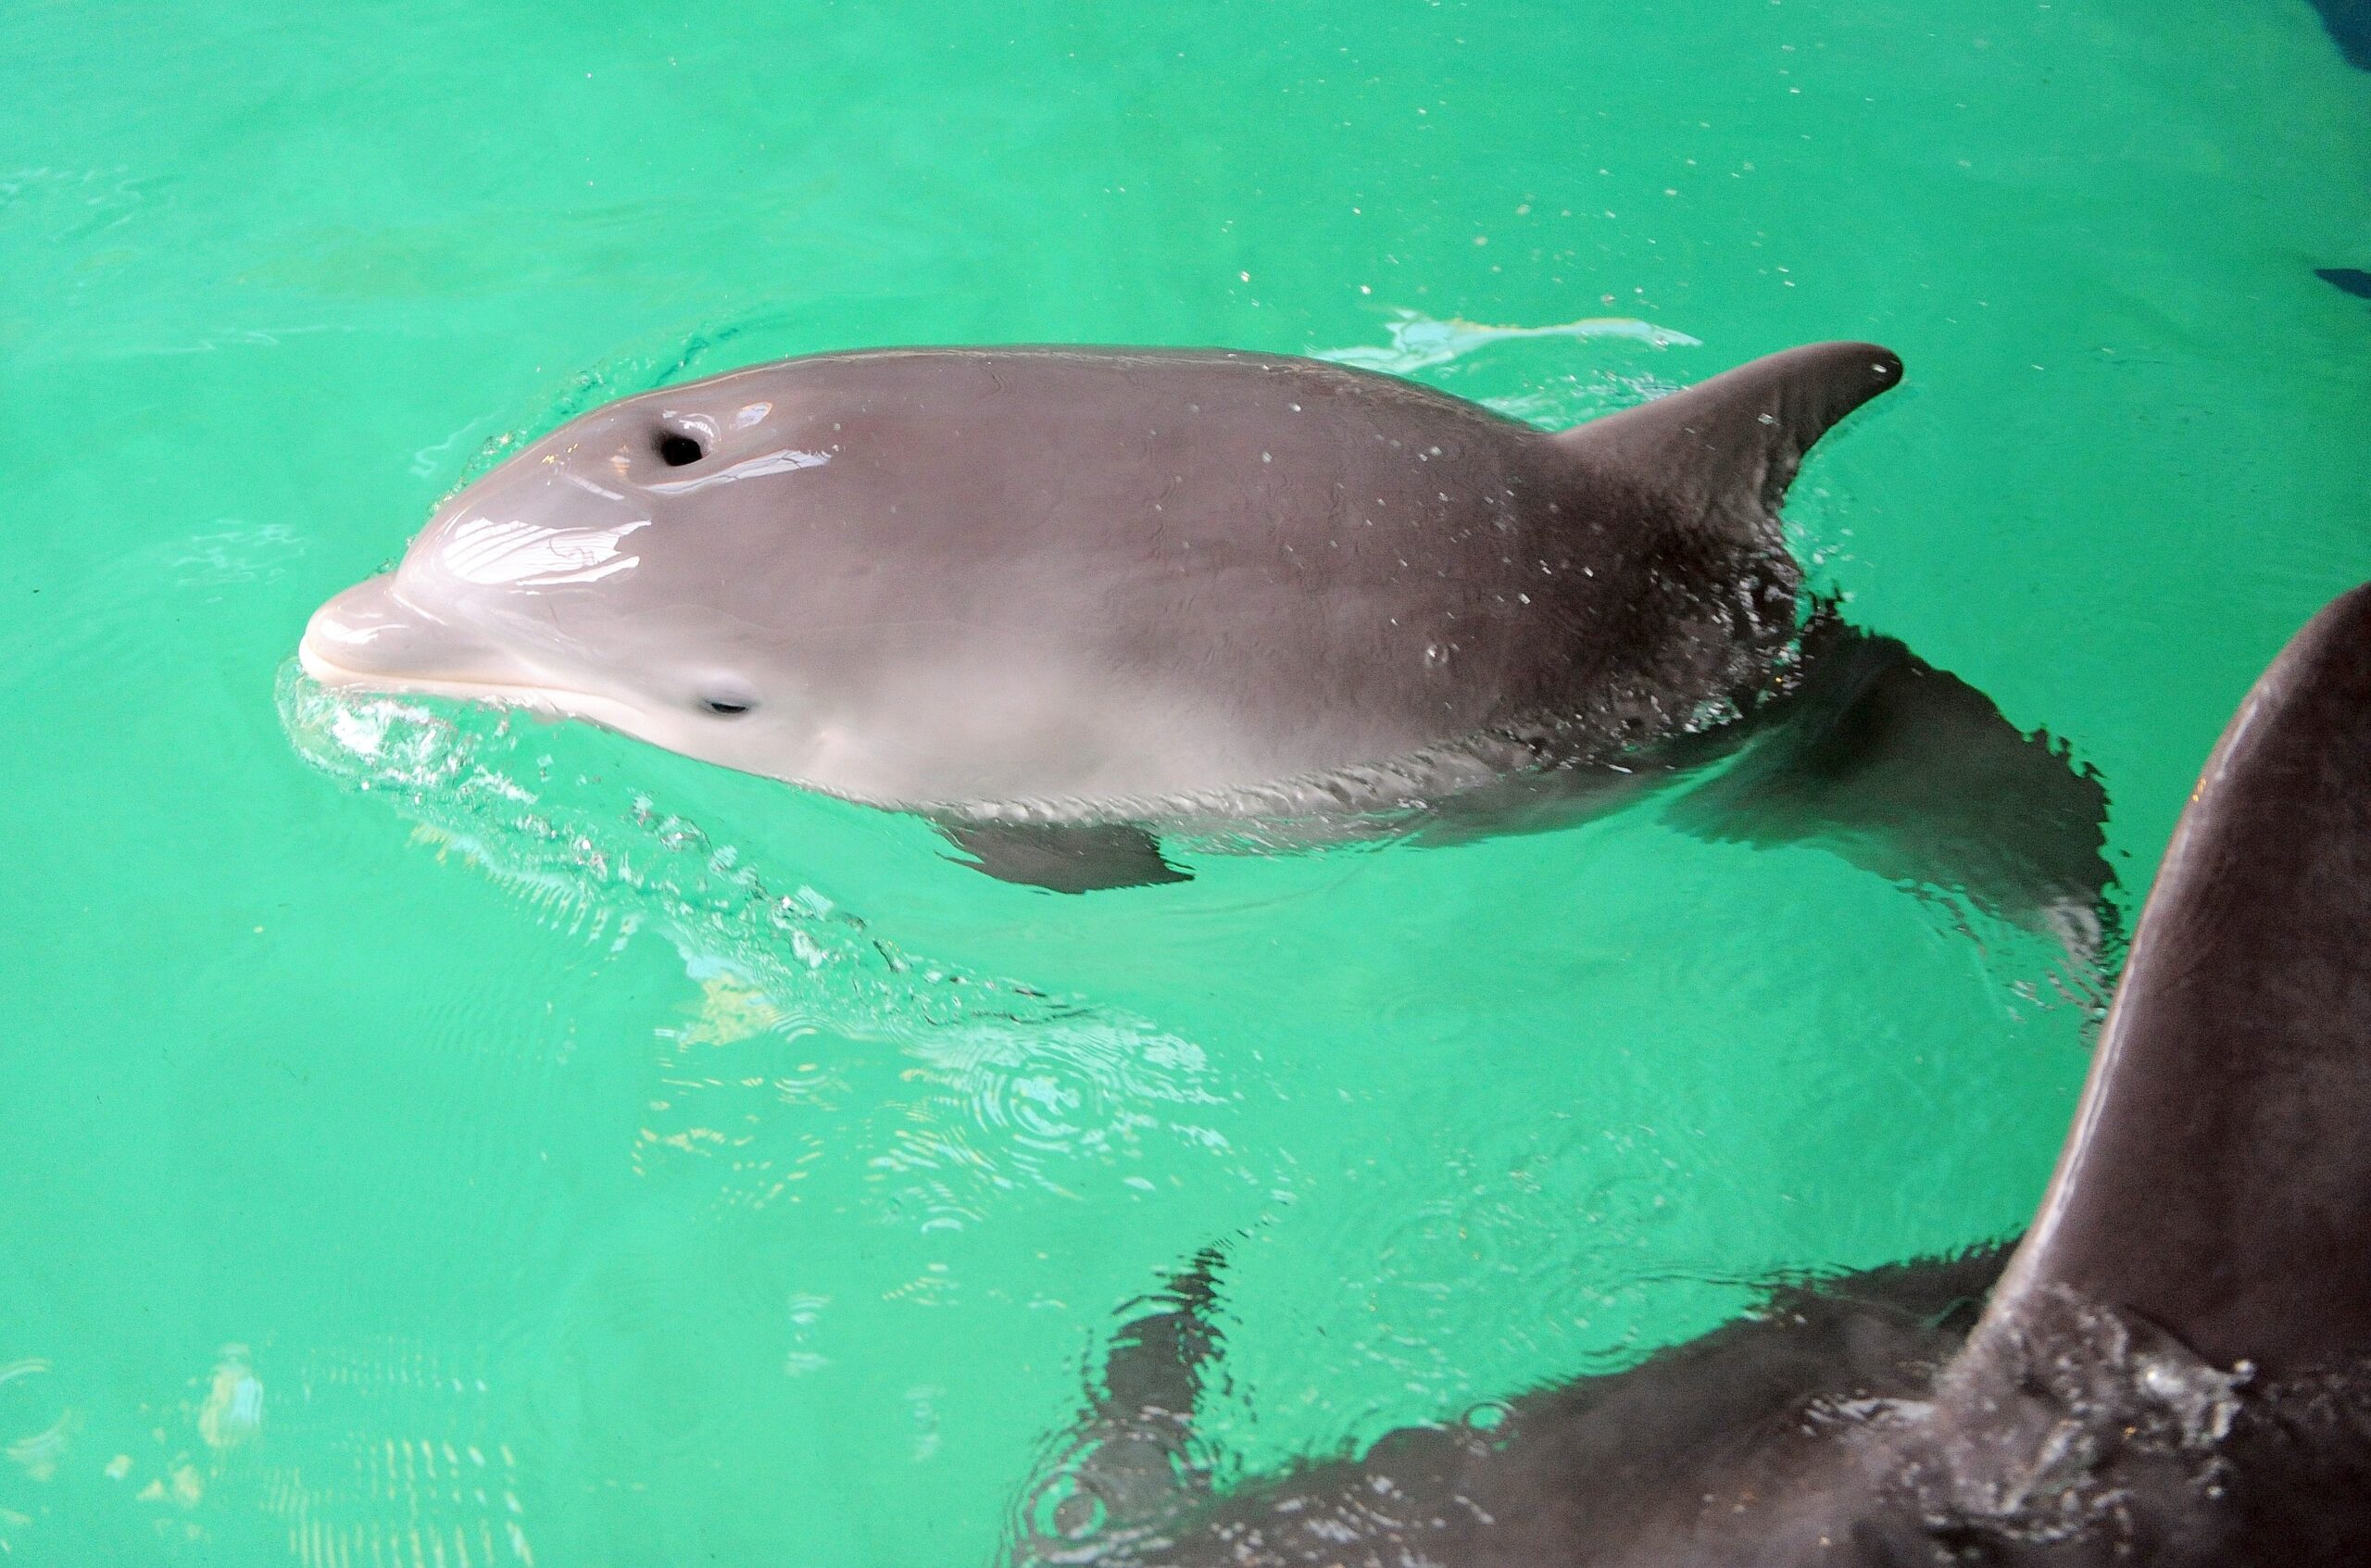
left=658, top=431, right=705, bottom=467
left=698, top=678, right=758, bottom=717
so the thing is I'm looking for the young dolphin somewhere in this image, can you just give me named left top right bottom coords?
left=1012, top=583, right=2371, bottom=1566
left=299, top=343, right=2106, bottom=921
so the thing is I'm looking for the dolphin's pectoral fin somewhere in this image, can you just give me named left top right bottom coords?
left=1011, top=1250, right=1227, bottom=1562
left=940, top=821, right=1191, bottom=894
left=1666, top=624, right=2116, bottom=957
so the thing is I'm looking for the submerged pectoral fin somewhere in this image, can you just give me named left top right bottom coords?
left=1665, top=625, right=2115, bottom=954
left=1012, top=1250, right=1227, bottom=1562
left=940, top=819, right=1191, bottom=893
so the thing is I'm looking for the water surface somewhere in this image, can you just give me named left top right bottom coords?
left=2, top=1, right=2365, bottom=1562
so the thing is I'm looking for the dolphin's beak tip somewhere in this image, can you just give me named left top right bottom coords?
left=295, top=625, right=345, bottom=686
left=296, top=573, right=405, bottom=687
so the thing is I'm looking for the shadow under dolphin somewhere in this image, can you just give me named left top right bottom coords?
left=1011, top=583, right=2371, bottom=1566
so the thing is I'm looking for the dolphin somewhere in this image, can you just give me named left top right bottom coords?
left=2308, top=0, right=2371, bottom=71
left=2321, top=268, right=2371, bottom=301
left=1009, top=583, right=2371, bottom=1566
left=299, top=342, right=2106, bottom=921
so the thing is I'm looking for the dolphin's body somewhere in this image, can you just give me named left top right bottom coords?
left=301, top=343, right=2104, bottom=916
left=1012, top=585, right=2371, bottom=1566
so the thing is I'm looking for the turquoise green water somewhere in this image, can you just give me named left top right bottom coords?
left=3, top=2, right=2366, bottom=1562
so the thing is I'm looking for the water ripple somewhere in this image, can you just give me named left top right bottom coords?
left=1311, top=307, right=1699, bottom=374
left=276, top=667, right=1254, bottom=1226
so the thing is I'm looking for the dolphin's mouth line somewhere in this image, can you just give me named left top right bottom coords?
left=295, top=639, right=642, bottom=733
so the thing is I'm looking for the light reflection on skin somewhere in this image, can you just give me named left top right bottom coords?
left=433, top=516, right=650, bottom=588
left=645, top=448, right=830, bottom=496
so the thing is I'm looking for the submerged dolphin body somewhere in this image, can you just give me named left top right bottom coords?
left=301, top=343, right=2105, bottom=918
left=1012, top=585, right=2371, bottom=1566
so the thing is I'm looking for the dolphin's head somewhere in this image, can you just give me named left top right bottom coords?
left=299, top=376, right=836, bottom=780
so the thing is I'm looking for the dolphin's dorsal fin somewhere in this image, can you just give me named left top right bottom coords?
left=1557, top=341, right=1902, bottom=547
left=1976, top=584, right=2371, bottom=1377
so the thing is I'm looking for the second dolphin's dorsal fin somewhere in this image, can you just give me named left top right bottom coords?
left=1556, top=341, right=1902, bottom=547
left=1974, top=584, right=2371, bottom=1378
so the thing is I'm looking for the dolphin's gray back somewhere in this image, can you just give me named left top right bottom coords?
left=712, top=346, right=1589, bottom=749
left=634, top=345, right=1888, bottom=810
